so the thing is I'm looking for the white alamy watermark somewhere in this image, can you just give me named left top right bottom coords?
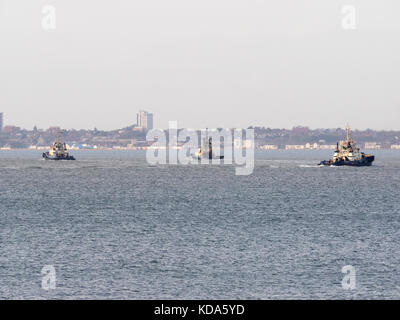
left=146, top=121, right=254, bottom=175
left=341, top=265, right=356, bottom=290
left=41, top=5, right=56, bottom=31
left=341, top=5, right=356, bottom=30
left=41, top=265, right=56, bottom=290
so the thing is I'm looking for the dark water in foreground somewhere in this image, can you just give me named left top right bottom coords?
left=0, top=150, right=399, bottom=299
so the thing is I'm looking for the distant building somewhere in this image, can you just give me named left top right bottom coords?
left=243, top=140, right=253, bottom=149
left=0, top=112, right=3, bottom=133
left=319, top=145, right=337, bottom=150
left=285, top=145, right=305, bottom=150
left=47, top=127, right=61, bottom=134
left=391, top=145, right=400, bottom=150
left=259, top=144, right=278, bottom=150
left=305, top=143, right=319, bottom=150
left=233, top=139, right=253, bottom=149
left=364, top=142, right=381, bottom=150
left=2, top=125, right=20, bottom=134
left=292, top=126, right=310, bottom=134
left=137, top=110, right=153, bottom=130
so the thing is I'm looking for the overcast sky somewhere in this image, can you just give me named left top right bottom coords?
left=1, top=0, right=399, bottom=130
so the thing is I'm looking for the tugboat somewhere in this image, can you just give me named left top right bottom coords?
left=319, top=125, right=374, bottom=167
left=193, top=137, right=224, bottom=160
left=42, top=135, right=75, bottom=160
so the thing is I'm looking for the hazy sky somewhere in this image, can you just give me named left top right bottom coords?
left=1, top=1, right=399, bottom=130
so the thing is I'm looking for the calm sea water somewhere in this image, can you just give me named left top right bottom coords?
left=0, top=150, right=399, bottom=299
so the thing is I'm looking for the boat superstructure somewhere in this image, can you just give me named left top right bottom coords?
left=194, top=136, right=224, bottom=160
left=42, top=134, right=75, bottom=160
left=319, top=125, right=374, bottom=166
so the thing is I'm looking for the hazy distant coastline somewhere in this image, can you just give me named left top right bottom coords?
left=1, top=124, right=400, bottom=150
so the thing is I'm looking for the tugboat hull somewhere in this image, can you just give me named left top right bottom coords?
left=194, top=155, right=224, bottom=160
left=42, top=152, right=75, bottom=160
left=319, top=155, right=374, bottom=167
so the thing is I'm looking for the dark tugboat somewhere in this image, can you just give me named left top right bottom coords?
left=194, top=137, right=224, bottom=160
left=42, top=135, right=75, bottom=160
left=319, top=125, right=374, bottom=167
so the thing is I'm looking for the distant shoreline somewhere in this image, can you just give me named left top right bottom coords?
left=1, top=148, right=399, bottom=151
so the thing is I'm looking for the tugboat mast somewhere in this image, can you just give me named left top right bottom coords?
left=346, top=124, right=351, bottom=144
